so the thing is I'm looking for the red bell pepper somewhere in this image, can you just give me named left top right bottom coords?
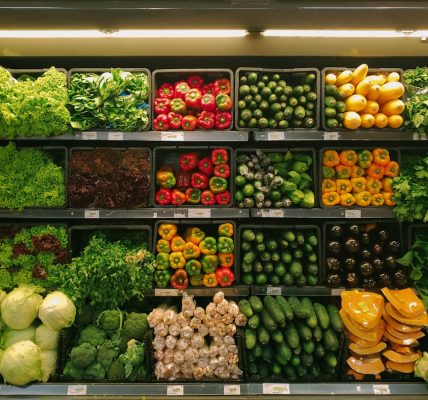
left=171, top=189, right=186, bottom=205
left=197, top=111, right=215, bottom=130
left=215, top=190, right=231, bottom=205
left=153, top=114, right=170, bottom=131
left=167, top=112, right=183, bottom=129
left=171, top=269, right=188, bottom=290
left=155, top=188, right=172, bottom=205
left=176, top=169, right=192, bottom=191
left=170, top=98, right=187, bottom=115
left=174, top=80, right=190, bottom=99
left=215, top=94, right=232, bottom=111
left=214, top=79, right=231, bottom=95
left=185, top=88, right=202, bottom=109
left=197, top=157, right=213, bottom=175
left=211, top=148, right=229, bottom=165
left=181, top=115, right=197, bottom=131
left=215, top=112, right=232, bottom=129
left=185, top=188, right=201, bottom=204
left=191, top=172, right=209, bottom=189
left=187, top=75, right=204, bottom=89
left=179, top=152, right=199, bottom=171
left=158, top=83, right=174, bottom=99
left=154, top=98, right=171, bottom=115
left=213, top=164, right=230, bottom=179
left=201, top=94, right=216, bottom=112
left=201, top=190, right=216, bottom=205
left=202, top=83, right=215, bottom=95
left=215, top=267, right=234, bottom=287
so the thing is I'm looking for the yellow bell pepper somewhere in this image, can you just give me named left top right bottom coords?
left=350, top=177, right=366, bottom=193
left=169, top=252, right=186, bottom=269
left=158, top=224, right=177, bottom=241
left=355, top=191, right=371, bottom=207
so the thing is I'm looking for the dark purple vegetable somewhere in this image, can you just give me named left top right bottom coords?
left=345, top=238, right=360, bottom=254
left=373, top=258, right=384, bottom=271
left=359, top=262, right=373, bottom=277
left=361, top=232, right=371, bottom=246
left=361, top=249, right=372, bottom=261
left=385, top=255, right=398, bottom=270
left=330, top=225, right=343, bottom=238
left=326, top=273, right=341, bottom=287
left=346, top=272, right=359, bottom=287
left=344, top=257, right=357, bottom=271
left=394, top=270, right=408, bottom=287
left=372, top=243, right=383, bottom=256
left=363, top=276, right=376, bottom=288
left=326, top=257, right=341, bottom=272
left=327, top=241, right=341, bottom=255
left=377, top=229, right=389, bottom=242
left=378, top=272, right=392, bottom=287
left=349, top=225, right=360, bottom=237
left=388, top=240, right=401, bottom=254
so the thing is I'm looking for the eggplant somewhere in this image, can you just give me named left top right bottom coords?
left=344, top=257, right=357, bottom=271
left=361, top=248, right=372, bottom=261
left=326, top=273, right=341, bottom=287
left=359, top=262, right=374, bottom=277
left=394, top=270, right=409, bottom=287
left=348, top=224, right=360, bottom=237
left=345, top=238, right=360, bottom=254
left=385, top=255, right=398, bottom=270
left=388, top=240, right=401, bottom=254
left=378, top=272, right=392, bottom=287
left=361, top=232, right=371, bottom=246
left=326, top=257, right=341, bottom=272
left=377, top=229, right=389, bottom=242
left=363, top=276, right=376, bottom=288
left=327, top=241, right=341, bottom=255
left=373, top=258, right=384, bottom=271
left=372, top=243, right=383, bottom=256
left=330, top=225, right=343, bottom=238
left=346, top=272, right=359, bottom=287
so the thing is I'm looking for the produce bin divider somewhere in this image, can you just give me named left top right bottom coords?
left=151, top=68, right=234, bottom=132
left=321, top=67, right=406, bottom=132
left=234, top=67, right=321, bottom=132
left=68, top=68, right=152, bottom=133
left=152, top=145, right=233, bottom=208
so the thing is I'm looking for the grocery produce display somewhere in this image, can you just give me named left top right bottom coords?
left=0, top=67, right=70, bottom=138
left=153, top=71, right=232, bottom=131
left=0, top=143, right=66, bottom=210
left=321, top=148, right=399, bottom=207
left=239, top=226, right=320, bottom=286
left=154, top=222, right=235, bottom=289
left=62, top=309, right=149, bottom=382
left=341, top=289, right=427, bottom=379
left=323, top=64, right=405, bottom=130
left=0, top=225, right=68, bottom=290
left=68, top=68, right=150, bottom=131
left=236, top=69, right=318, bottom=130
left=325, top=222, right=407, bottom=288
left=235, top=149, right=315, bottom=209
left=148, top=292, right=246, bottom=380
left=241, top=295, right=343, bottom=381
left=154, top=148, right=231, bottom=206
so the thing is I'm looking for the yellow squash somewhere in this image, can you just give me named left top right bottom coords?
left=351, top=64, right=369, bottom=86
left=377, top=82, right=405, bottom=105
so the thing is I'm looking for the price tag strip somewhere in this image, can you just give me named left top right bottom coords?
left=188, top=209, right=211, bottom=218
left=108, top=131, right=123, bottom=140
left=261, top=209, right=284, bottom=218
left=84, top=209, right=100, bottom=219
left=267, top=131, right=285, bottom=141
left=373, top=384, right=391, bottom=395
left=154, top=288, right=179, bottom=297
left=324, top=131, right=339, bottom=140
left=345, top=209, right=362, bottom=219
left=224, top=385, right=241, bottom=396
left=161, top=131, right=184, bottom=141
left=67, top=385, right=87, bottom=396
left=81, top=131, right=97, bottom=140
left=263, top=383, right=290, bottom=395
left=266, top=286, right=282, bottom=295
left=167, top=385, right=184, bottom=396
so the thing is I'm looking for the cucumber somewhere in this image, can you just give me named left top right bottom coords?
left=263, top=295, right=286, bottom=326
left=314, top=343, right=326, bottom=359
left=297, top=321, right=312, bottom=341
left=283, top=365, right=297, bottom=379
left=245, top=328, right=257, bottom=350
left=300, top=352, right=314, bottom=367
left=248, top=314, right=261, bottom=329
left=271, top=329, right=284, bottom=344
left=257, top=326, right=271, bottom=345
left=291, top=354, right=301, bottom=367
left=271, top=360, right=283, bottom=376
left=285, top=322, right=300, bottom=349
left=275, top=352, right=288, bottom=366
left=252, top=343, right=263, bottom=358
left=289, top=296, right=311, bottom=319
left=247, top=361, right=258, bottom=376
left=259, top=360, right=270, bottom=379
left=247, top=352, right=256, bottom=363
left=303, top=340, right=315, bottom=354
left=325, top=353, right=338, bottom=369
left=261, top=309, right=278, bottom=331
left=323, top=328, right=339, bottom=352
left=296, top=364, right=308, bottom=377
left=276, top=342, right=292, bottom=362
left=275, top=296, right=294, bottom=320
left=312, top=325, right=323, bottom=342
left=309, top=363, right=320, bottom=379
left=262, top=346, right=274, bottom=362
left=293, top=344, right=302, bottom=355
left=248, top=295, right=263, bottom=314
left=313, top=303, right=330, bottom=330
left=301, top=297, right=318, bottom=328
left=326, top=304, right=343, bottom=332
left=238, top=299, right=254, bottom=318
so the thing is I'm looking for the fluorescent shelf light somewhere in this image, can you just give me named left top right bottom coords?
left=262, top=30, right=428, bottom=38
left=0, top=29, right=249, bottom=38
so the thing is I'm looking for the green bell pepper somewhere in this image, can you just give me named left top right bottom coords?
left=201, top=254, right=219, bottom=273
left=154, top=270, right=172, bottom=288
left=268, top=152, right=283, bottom=163
left=291, top=161, right=308, bottom=173
left=294, top=153, right=313, bottom=166
left=217, top=237, right=234, bottom=254
left=156, top=252, right=170, bottom=270
left=289, top=189, right=305, bottom=205
left=190, top=274, right=203, bottom=286
left=301, top=189, right=315, bottom=209
left=185, top=259, right=202, bottom=276
left=280, top=181, right=297, bottom=194
left=287, top=171, right=301, bottom=185
left=199, top=236, right=217, bottom=255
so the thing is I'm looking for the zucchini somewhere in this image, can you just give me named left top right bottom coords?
left=300, top=352, right=314, bottom=367
left=309, top=363, right=320, bottom=379
left=283, top=365, right=297, bottom=379
left=261, top=309, right=278, bottom=332
left=248, top=314, right=261, bottom=330
left=262, top=346, right=274, bottom=362
left=275, top=296, right=294, bottom=320
left=323, top=328, right=339, bottom=352
left=296, top=364, right=308, bottom=377
left=275, top=352, right=288, bottom=366
left=325, top=353, right=338, bottom=369
left=313, top=303, right=330, bottom=330
left=291, top=354, right=301, bottom=367
left=252, top=343, right=263, bottom=358
left=302, top=340, right=315, bottom=354
left=238, top=299, right=254, bottom=318
left=257, top=326, right=271, bottom=345
left=248, top=295, right=263, bottom=313
left=247, top=361, right=258, bottom=376
left=314, top=343, right=326, bottom=359
left=285, top=322, right=300, bottom=349
left=326, top=304, right=343, bottom=332
left=293, top=344, right=302, bottom=355
left=289, top=296, right=311, bottom=319
left=276, top=342, right=292, bottom=362
left=312, top=325, right=323, bottom=342
left=296, top=321, right=312, bottom=341
left=271, top=360, right=282, bottom=376
left=258, top=360, right=270, bottom=379
left=245, top=328, right=257, bottom=350
left=263, top=295, right=286, bottom=326
left=301, top=297, right=318, bottom=328
left=271, top=329, right=284, bottom=344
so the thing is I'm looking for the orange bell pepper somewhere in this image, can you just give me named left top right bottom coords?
left=322, top=179, right=337, bottom=193
left=355, top=191, right=371, bottom=207
left=350, top=165, right=365, bottom=178
left=371, top=193, right=385, bottom=206
left=156, top=239, right=171, bottom=254
left=218, top=223, right=234, bottom=238
left=383, top=191, right=396, bottom=206
left=219, top=253, right=234, bottom=268
left=184, top=227, right=206, bottom=245
left=336, top=179, right=352, bottom=195
left=158, top=224, right=177, bottom=241
left=340, top=150, right=358, bottom=167
left=170, top=236, right=186, bottom=252
left=382, top=177, right=393, bottom=192
left=366, top=177, right=382, bottom=194
left=322, top=192, right=340, bottom=206
left=372, top=148, right=390, bottom=166
left=183, top=242, right=201, bottom=260
left=202, top=272, right=218, bottom=287
left=350, top=177, right=366, bottom=193
left=367, top=164, right=385, bottom=180
left=384, top=161, right=399, bottom=177
left=335, top=164, right=352, bottom=179
left=340, top=193, right=356, bottom=207
left=322, top=150, right=340, bottom=167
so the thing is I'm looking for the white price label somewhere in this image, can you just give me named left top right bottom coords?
left=324, top=131, right=339, bottom=140
left=345, top=209, right=362, bottom=219
left=267, top=131, right=285, bottom=141
left=373, top=384, right=390, bottom=395
left=81, top=131, right=97, bottom=140
left=413, top=132, right=427, bottom=140
left=266, top=286, right=282, bottom=295
left=188, top=208, right=211, bottom=218
left=224, top=385, right=241, bottom=396
left=167, top=385, right=184, bottom=396
left=84, top=209, right=100, bottom=219
left=331, top=288, right=344, bottom=296
left=269, top=209, right=284, bottom=218
left=173, top=211, right=187, bottom=218
left=67, top=385, right=87, bottom=396
left=155, top=288, right=179, bottom=297
left=263, top=383, right=290, bottom=395
left=161, top=131, right=184, bottom=141
left=108, top=131, right=123, bottom=140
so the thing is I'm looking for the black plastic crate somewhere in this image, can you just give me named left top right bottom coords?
left=237, top=224, right=322, bottom=287
left=152, top=146, right=233, bottom=207
left=234, top=67, right=321, bottom=131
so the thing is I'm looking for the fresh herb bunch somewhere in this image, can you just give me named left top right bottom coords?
left=54, top=234, right=155, bottom=310
left=0, top=142, right=65, bottom=210
left=404, top=67, right=428, bottom=93
left=0, top=67, right=70, bottom=137
left=68, top=69, right=150, bottom=131
left=392, top=152, right=428, bottom=222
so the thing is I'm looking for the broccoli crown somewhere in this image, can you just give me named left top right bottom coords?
left=78, top=324, right=106, bottom=347
left=128, top=365, right=147, bottom=382
left=70, top=342, right=97, bottom=369
left=107, top=359, right=126, bottom=381
left=119, top=339, right=145, bottom=378
left=97, top=309, right=123, bottom=334
left=84, top=362, right=106, bottom=381
left=63, top=360, right=84, bottom=381
left=75, top=304, right=95, bottom=328
left=123, top=312, right=148, bottom=340
left=97, top=340, right=119, bottom=369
